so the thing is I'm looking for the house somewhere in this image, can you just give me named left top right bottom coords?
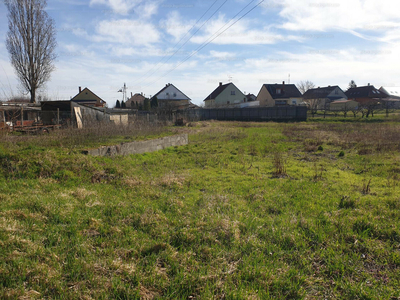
left=345, top=84, right=387, bottom=106
left=71, top=87, right=106, bottom=107
left=203, top=82, right=246, bottom=108
left=302, top=85, right=347, bottom=110
left=152, top=83, right=191, bottom=110
left=329, top=99, right=358, bottom=111
left=246, top=93, right=257, bottom=102
left=256, top=82, right=302, bottom=107
left=379, top=86, right=400, bottom=109
left=126, top=93, right=146, bottom=108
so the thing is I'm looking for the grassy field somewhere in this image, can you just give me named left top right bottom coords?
left=1, top=119, right=400, bottom=299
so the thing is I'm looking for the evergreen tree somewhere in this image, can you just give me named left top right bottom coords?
left=115, top=99, right=120, bottom=108
left=144, top=98, right=150, bottom=111
left=151, top=96, right=158, bottom=108
left=121, top=100, right=126, bottom=108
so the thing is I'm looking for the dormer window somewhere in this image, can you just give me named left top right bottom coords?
left=276, top=88, right=282, bottom=94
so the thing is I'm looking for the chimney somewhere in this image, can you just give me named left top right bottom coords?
left=79, top=86, right=82, bottom=93
left=368, top=83, right=370, bottom=86
left=131, top=92, right=132, bottom=97
left=282, top=81, right=285, bottom=85
left=219, top=82, right=222, bottom=86
left=166, top=84, right=168, bottom=87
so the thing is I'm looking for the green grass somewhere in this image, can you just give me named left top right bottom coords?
left=1, top=121, right=400, bottom=299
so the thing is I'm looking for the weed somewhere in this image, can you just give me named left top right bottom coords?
left=362, top=179, right=371, bottom=194
left=313, top=163, right=324, bottom=181
left=339, top=196, right=357, bottom=209
left=272, top=152, right=287, bottom=178
left=338, top=151, right=345, bottom=157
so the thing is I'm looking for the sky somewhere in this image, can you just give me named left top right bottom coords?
left=0, top=0, right=399, bottom=107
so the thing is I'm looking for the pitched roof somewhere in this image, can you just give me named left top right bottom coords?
left=127, top=93, right=145, bottom=103
left=302, top=86, right=338, bottom=99
left=379, top=87, right=400, bottom=99
left=152, top=83, right=191, bottom=101
left=246, top=93, right=257, bottom=101
left=331, top=99, right=354, bottom=104
left=345, top=85, right=387, bottom=99
left=263, top=83, right=302, bottom=99
left=71, top=87, right=106, bottom=105
left=204, top=83, right=231, bottom=101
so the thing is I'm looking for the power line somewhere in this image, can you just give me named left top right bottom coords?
left=135, top=0, right=224, bottom=87
left=143, top=0, right=264, bottom=89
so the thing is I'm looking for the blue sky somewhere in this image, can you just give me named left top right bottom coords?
left=0, top=0, right=399, bottom=106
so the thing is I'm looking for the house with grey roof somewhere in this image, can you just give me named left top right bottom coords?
left=256, top=82, right=302, bottom=107
left=152, top=83, right=191, bottom=110
left=302, top=85, right=347, bottom=110
left=379, top=86, right=400, bottom=109
left=204, top=82, right=246, bottom=108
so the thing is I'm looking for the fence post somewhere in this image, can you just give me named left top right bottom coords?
left=57, top=108, right=60, bottom=126
left=2, top=110, right=5, bottom=125
left=21, top=106, right=23, bottom=127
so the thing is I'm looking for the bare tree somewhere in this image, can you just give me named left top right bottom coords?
left=5, top=0, right=57, bottom=103
left=297, top=80, right=315, bottom=94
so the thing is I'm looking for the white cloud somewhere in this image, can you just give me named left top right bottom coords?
left=94, top=19, right=160, bottom=45
left=89, top=0, right=160, bottom=17
left=190, top=15, right=297, bottom=45
left=272, top=0, right=400, bottom=36
left=159, top=11, right=193, bottom=41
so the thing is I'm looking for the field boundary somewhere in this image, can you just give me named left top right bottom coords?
left=83, top=133, right=188, bottom=156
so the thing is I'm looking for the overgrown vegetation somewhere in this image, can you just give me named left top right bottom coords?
left=1, top=119, right=400, bottom=299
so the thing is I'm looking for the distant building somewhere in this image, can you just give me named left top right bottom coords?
left=71, top=87, right=106, bottom=107
left=345, top=84, right=387, bottom=106
left=379, top=86, right=400, bottom=109
left=302, top=85, right=347, bottom=110
left=245, top=93, right=257, bottom=102
left=126, top=93, right=146, bottom=108
left=330, top=99, right=358, bottom=111
left=152, top=83, right=191, bottom=110
left=256, top=82, right=302, bottom=107
left=203, top=82, right=246, bottom=108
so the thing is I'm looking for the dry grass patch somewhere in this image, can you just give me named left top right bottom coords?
left=72, top=188, right=97, bottom=200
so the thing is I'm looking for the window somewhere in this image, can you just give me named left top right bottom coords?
left=292, top=100, right=297, bottom=105
left=276, top=88, right=282, bottom=94
left=173, top=93, right=177, bottom=97
left=334, top=89, right=338, bottom=95
left=166, top=92, right=169, bottom=95
left=231, top=91, right=235, bottom=95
